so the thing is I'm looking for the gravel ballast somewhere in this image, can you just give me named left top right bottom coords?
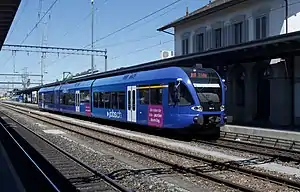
left=1, top=106, right=242, bottom=192
left=2, top=106, right=300, bottom=192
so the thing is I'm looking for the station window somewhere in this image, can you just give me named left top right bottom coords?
left=214, top=28, right=222, bottom=48
left=234, top=22, right=243, bottom=44
left=182, top=38, right=189, bottom=55
left=255, top=16, right=267, bottom=40
left=195, top=33, right=204, bottom=52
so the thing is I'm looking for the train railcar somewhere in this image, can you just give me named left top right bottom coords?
left=38, top=86, right=56, bottom=111
left=38, top=66, right=226, bottom=138
left=91, top=66, right=226, bottom=137
left=58, top=80, right=93, bottom=116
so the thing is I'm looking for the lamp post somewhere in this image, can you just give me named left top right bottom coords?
left=91, top=0, right=95, bottom=74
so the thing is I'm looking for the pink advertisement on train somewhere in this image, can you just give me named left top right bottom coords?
left=85, top=104, right=91, bottom=116
left=148, top=105, right=164, bottom=128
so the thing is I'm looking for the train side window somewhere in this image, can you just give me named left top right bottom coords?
left=65, top=94, right=68, bottom=105
left=127, top=90, right=131, bottom=110
left=168, top=83, right=176, bottom=105
left=132, top=90, right=136, bottom=111
left=150, top=87, right=162, bottom=105
left=139, top=88, right=149, bottom=105
left=59, top=92, right=62, bottom=104
left=80, top=90, right=90, bottom=103
left=178, top=84, right=194, bottom=106
left=98, top=93, right=102, bottom=108
left=118, top=91, right=125, bottom=110
left=111, top=92, right=117, bottom=109
left=50, top=93, right=54, bottom=104
left=69, top=92, right=75, bottom=105
left=103, top=92, right=110, bottom=109
left=61, top=94, right=65, bottom=104
left=63, top=93, right=68, bottom=105
left=168, top=82, right=194, bottom=105
left=93, top=92, right=99, bottom=108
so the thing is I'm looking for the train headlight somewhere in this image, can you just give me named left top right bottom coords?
left=220, top=105, right=225, bottom=111
left=191, top=105, right=203, bottom=111
left=199, top=106, right=203, bottom=112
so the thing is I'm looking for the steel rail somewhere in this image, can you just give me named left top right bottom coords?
left=4, top=104, right=300, bottom=191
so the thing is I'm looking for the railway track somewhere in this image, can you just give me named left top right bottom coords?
left=2, top=104, right=300, bottom=192
left=220, top=130, right=300, bottom=151
left=193, top=137, right=300, bottom=164
left=0, top=110, right=131, bottom=192
left=6, top=102, right=300, bottom=155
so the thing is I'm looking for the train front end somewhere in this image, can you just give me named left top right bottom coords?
left=179, top=66, right=226, bottom=138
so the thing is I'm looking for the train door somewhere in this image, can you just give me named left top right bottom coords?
left=75, top=90, right=80, bottom=112
left=127, top=86, right=137, bottom=122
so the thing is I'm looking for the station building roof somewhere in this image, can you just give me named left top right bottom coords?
left=17, top=30, right=300, bottom=94
left=157, top=0, right=248, bottom=32
left=0, top=0, right=21, bottom=48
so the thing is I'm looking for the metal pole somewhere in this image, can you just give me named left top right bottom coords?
left=91, top=0, right=95, bottom=74
left=285, top=0, right=288, bottom=34
left=12, top=51, right=16, bottom=89
left=105, top=49, right=107, bottom=72
left=41, top=53, right=45, bottom=85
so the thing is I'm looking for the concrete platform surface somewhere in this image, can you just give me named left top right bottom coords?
left=0, top=142, right=25, bottom=192
left=222, top=125, right=300, bottom=142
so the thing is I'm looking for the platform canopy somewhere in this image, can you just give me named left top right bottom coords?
left=17, top=30, right=300, bottom=95
left=0, top=0, right=21, bottom=48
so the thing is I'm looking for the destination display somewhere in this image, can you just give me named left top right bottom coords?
left=190, top=72, right=208, bottom=78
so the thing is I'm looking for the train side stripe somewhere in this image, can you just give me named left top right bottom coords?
left=137, top=85, right=168, bottom=89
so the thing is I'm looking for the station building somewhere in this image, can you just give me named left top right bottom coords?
left=158, top=0, right=300, bottom=127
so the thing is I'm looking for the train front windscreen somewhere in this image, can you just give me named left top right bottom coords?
left=182, top=67, right=223, bottom=112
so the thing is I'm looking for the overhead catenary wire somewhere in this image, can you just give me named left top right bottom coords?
left=96, top=34, right=162, bottom=49
left=93, top=1, right=184, bottom=48
left=48, top=0, right=182, bottom=66
left=2, top=55, right=13, bottom=68
left=20, top=0, right=59, bottom=45
left=62, top=8, right=100, bottom=38
left=84, top=0, right=183, bottom=48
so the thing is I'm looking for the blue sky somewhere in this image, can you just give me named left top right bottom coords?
left=0, top=0, right=209, bottom=90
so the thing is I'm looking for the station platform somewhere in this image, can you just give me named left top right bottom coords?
left=222, top=125, right=300, bottom=142
left=2, top=100, right=300, bottom=142
left=0, top=142, right=24, bottom=192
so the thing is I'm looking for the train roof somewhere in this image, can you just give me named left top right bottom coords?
left=92, top=66, right=186, bottom=87
left=60, top=80, right=94, bottom=90
left=39, top=80, right=94, bottom=93
left=39, top=86, right=56, bottom=93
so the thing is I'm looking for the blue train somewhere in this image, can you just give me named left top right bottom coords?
left=38, top=66, right=227, bottom=138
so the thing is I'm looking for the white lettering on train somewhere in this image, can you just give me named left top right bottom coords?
left=106, top=110, right=122, bottom=119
